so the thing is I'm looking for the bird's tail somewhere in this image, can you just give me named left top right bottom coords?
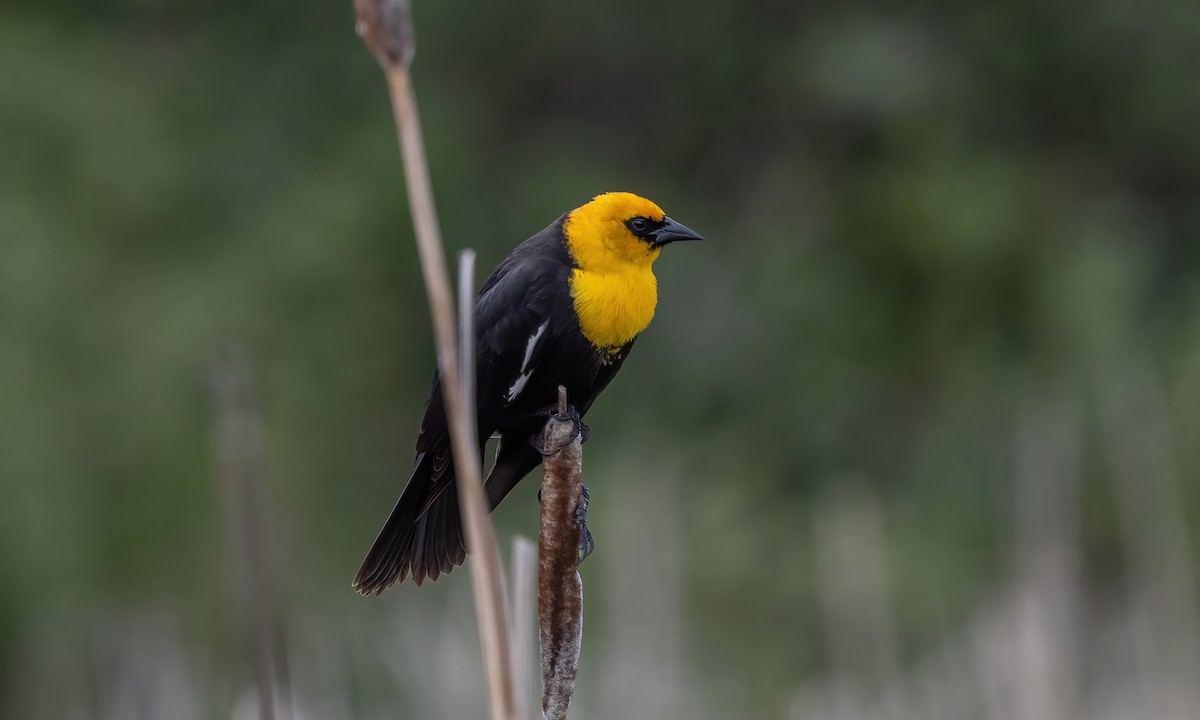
left=352, top=454, right=467, bottom=594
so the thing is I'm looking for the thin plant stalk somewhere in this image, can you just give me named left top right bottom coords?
left=511, top=536, right=538, bottom=720
left=457, top=251, right=517, bottom=719
left=209, top=351, right=292, bottom=720
left=351, top=1, right=516, bottom=716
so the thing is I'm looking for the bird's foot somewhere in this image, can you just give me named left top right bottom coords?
left=534, top=483, right=594, bottom=565
left=578, top=484, right=594, bottom=565
left=529, top=404, right=589, bottom=456
left=555, top=404, right=589, bottom=445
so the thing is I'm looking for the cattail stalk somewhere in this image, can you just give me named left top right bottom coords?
left=539, top=387, right=586, bottom=719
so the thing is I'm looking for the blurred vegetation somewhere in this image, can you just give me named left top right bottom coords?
left=2, top=0, right=1200, bottom=716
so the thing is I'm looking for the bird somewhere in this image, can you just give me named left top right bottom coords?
left=353, top=191, right=703, bottom=594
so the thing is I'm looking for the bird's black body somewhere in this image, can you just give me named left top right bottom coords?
left=353, top=217, right=632, bottom=593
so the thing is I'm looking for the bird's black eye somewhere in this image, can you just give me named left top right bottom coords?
left=629, top=217, right=648, bottom=233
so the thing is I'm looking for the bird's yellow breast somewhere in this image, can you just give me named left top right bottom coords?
left=561, top=191, right=667, bottom=355
left=569, top=266, right=658, bottom=354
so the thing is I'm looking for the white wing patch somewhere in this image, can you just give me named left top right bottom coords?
left=505, top=321, right=548, bottom=404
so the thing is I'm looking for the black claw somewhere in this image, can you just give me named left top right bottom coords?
left=530, top=404, right=585, bottom=455
left=577, top=484, right=594, bottom=565
left=579, top=526, right=594, bottom=564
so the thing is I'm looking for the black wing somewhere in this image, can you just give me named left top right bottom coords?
left=414, top=254, right=569, bottom=511
left=355, top=222, right=575, bottom=591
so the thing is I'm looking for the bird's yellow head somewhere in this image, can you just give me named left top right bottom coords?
left=563, top=192, right=703, bottom=273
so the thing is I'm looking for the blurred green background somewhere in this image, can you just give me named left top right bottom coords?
left=3, top=0, right=1200, bottom=717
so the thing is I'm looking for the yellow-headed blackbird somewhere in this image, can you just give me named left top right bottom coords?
left=353, top=192, right=702, bottom=594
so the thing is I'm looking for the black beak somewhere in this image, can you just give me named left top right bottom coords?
left=650, top=216, right=705, bottom=247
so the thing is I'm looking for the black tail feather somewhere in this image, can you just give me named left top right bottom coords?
left=354, top=437, right=539, bottom=595
left=352, top=491, right=418, bottom=594
left=411, top=488, right=464, bottom=585
left=353, top=455, right=467, bottom=595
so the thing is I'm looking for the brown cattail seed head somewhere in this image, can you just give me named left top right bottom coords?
left=353, top=0, right=415, bottom=70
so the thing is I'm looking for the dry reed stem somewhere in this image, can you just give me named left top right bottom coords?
left=352, top=2, right=516, bottom=717
left=813, top=484, right=903, bottom=713
left=511, top=537, right=538, bottom=720
left=209, top=351, right=291, bottom=720
left=538, top=387, right=586, bottom=719
left=1011, top=389, right=1082, bottom=720
left=1095, top=359, right=1200, bottom=720
left=457, top=251, right=517, bottom=718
